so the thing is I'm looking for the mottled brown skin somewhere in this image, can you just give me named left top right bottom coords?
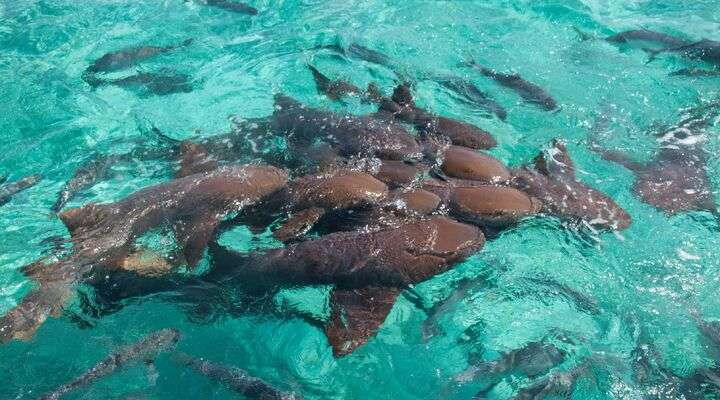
left=176, top=141, right=219, bottom=178
left=380, top=84, right=498, bottom=150
left=373, top=159, right=425, bottom=188
left=209, top=217, right=485, bottom=355
left=512, top=140, right=632, bottom=231
left=393, top=189, right=441, bottom=215
left=422, top=179, right=541, bottom=228
left=0, top=165, right=288, bottom=343
left=271, top=95, right=423, bottom=162
left=595, top=115, right=717, bottom=215
left=308, top=65, right=365, bottom=101
left=440, top=145, right=511, bottom=183
left=272, top=207, right=325, bottom=243
left=282, top=171, right=388, bottom=211
left=268, top=170, right=389, bottom=242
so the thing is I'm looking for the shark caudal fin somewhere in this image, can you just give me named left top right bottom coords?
left=58, top=203, right=111, bottom=237
left=642, top=47, right=663, bottom=63
left=324, top=286, right=400, bottom=357
left=572, top=26, right=596, bottom=42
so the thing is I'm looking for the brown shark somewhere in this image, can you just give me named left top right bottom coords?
left=84, top=39, right=193, bottom=75
left=592, top=112, right=717, bottom=215
left=209, top=216, right=485, bottom=356
left=271, top=94, right=423, bottom=162
left=436, top=145, right=511, bottom=183
left=512, top=140, right=632, bottom=231
left=269, top=170, right=389, bottom=242
left=423, top=178, right=541, bottom=228
left=0, top=165, right=287, bottom=343
left=378, top=84, right=498, bottom=150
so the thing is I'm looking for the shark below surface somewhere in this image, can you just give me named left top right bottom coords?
left=592, top=108, right=718, bottom=215
left=0, top=165, right=288, bottom=343
left=512, top=139, right=632, bottom=231
left=86, top=71, right=194, bottom=96
left=270, top=94, right=423, bottom=162
left=0, top=174, right=41, bottom=207
left=466, top=61, right=558, bottom=111
left=174, top=353, right=301, bottom=399
left=647, top=39, right=720, bottom=67
left=378, top=83, right=498, bottom=150
left=605, top=29, right=690, bottom=48
left=85, top=39, right=193, bottom=75
left=206, top=216, right=485, bottom=356
left=40, top=328, right=180, bottom=400
left=204, top=0, right=258, bottom=15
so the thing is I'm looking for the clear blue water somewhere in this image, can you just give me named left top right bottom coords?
left=1, top=1, right=720, bottom=399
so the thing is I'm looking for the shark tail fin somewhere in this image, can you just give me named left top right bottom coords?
left=572, top=26, right=595, bottom=42
left=180, top=38, right=194, bottom=47
left=81, top=70, right=105, bottom=88
left=642, top=47, right=662, bottom=63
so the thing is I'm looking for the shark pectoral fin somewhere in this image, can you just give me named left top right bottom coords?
left=273, top=207, right=325, bottom=243
left=324, top=286, right=400, bottom=357
left=533, top=139, right=576, bottom=179
left=173, top=217, right=220, bottom=269
left=176, top=141, right=219, bottom=178
left=59, top=203, right=111, bottom=237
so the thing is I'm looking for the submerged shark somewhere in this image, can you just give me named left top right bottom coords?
left=0, top=166, right=287, bottom=343
left=512, top=139, right=632, bottom=231
left=592, top=107, right=718, bottom=215
left=174, top=353, right=301, bottom=399
left=41, top=328, right=180, bottom=400
left=466, top=61, right=558, bottom=111
left=0, top=174, right=41, bottom=207
left=84, top=39, right=193, bottom=75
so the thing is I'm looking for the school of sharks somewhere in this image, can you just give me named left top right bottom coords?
left=1, top=1, right=720, bottom=399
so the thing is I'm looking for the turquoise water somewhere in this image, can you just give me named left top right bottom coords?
left=1, top=0, right=720, bottom=399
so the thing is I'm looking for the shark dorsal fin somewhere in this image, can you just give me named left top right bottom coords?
left=533, top=139, right=576, bottom=179
left=59, top=203, right=111, bottom=237
left=324, top=286, right=400, bottom=357
left=391, top=83, right=415, bottom=108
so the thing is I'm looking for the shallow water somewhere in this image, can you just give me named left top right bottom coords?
left=1, top=1, right=720, bottom=399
